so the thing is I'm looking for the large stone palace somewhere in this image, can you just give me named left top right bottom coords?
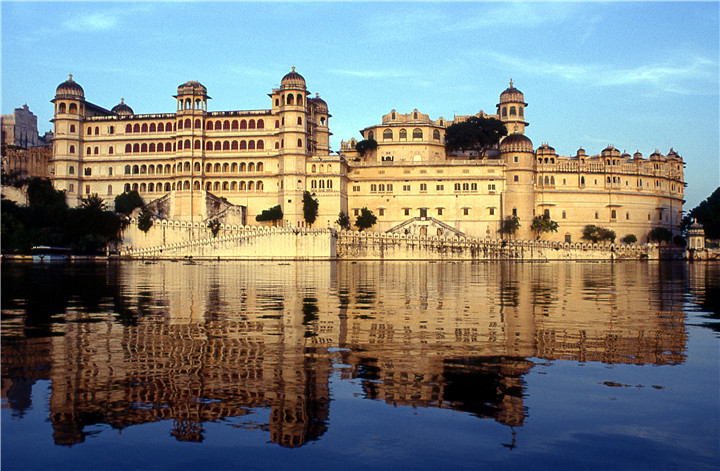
left=50, top=69, right=685, bottom=243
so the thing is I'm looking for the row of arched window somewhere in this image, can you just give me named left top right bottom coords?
left=123, top=180, right=266, bottom=193
left=123, top=118, right=269, bottom=134
left=204, top=140, right=266, bottom=151
left=57, top=103, right=79, bottom=114
left=501, top=106, right=524, bottom=118
left=309, top=179, right=333, bottom=189
left=377, top=128, right=437, bottom=141
left=274, top=93, right=305, bottom=107
left=310, top=164, right=333, bottom=173
left=122, top=161, right=265, bottom=175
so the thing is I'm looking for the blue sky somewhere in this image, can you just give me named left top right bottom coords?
left=2, top=1, right=718, bottom=209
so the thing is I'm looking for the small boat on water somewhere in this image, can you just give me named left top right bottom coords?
left=31, top=246, right=71, bottom=263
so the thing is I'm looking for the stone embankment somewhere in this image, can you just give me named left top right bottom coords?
left=117, top=219, right=682, bottom=261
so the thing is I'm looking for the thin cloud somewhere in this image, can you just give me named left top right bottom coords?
left=60, top=4, right=158, bottom=33
left=327, top=69, right=413, bottom=79
left=483, top=51, right=718, bottom=95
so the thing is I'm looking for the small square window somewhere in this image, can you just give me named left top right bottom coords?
left=463, top=208, right=469, bottom=216
left=489, top=208, right=495, bottom=215
left=378, top=208, right=385, bottom=216
left=404, top=208, right=410, bottom=216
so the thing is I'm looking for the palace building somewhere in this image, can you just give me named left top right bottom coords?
left=50, top=69, right=685, bottom=243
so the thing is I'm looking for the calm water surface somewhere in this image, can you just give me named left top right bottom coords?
left=2, top=260, right=719, bottom=470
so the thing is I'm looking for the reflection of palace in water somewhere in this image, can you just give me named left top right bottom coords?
left=1, top=261, right=688, bottom=446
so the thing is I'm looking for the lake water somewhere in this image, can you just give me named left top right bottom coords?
left=2, top=260, right=719, bottom=470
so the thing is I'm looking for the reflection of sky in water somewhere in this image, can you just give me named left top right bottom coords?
left=1, top=261, right=718, bottom=470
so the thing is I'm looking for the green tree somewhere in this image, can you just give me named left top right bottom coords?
left=255, top=205, right=283, bottom=225
left=114, top=190, right=144, bottom=216
left=686, top=186, right=720, bottom=239
left=648, top=226, right=673, bottom=244
left=355, top=207, right=377, bottom=231
left=208, top=219, right=221, bottom=237
left=303, top=191, right=319, bottom=227
left=137, top=206, right=153, bottom=233
left=621, top=234, right=637, bottom=244
left=27, top=177, right=66, bottom=209
left=336, top=211, right=351, bottom=230
left=582, top=225, right=616, bottom=243
left=80, top=193, right=107, bottom=213
left=355, top=139, right=378, bottom=156
left=531, top=214, right=559, bottom=240
left=444, top=116, right=508, bottom=157
left=498, top=215, right=520, bottom=239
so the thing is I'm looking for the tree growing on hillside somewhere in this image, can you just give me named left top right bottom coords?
left=355, top=207, right=377, bottom=231
left=498, top=215, right=520, bottom=239
left=685, top=186, right=720, bottom=239
left=114, top=190, right=144, bottom=216
left=531, top=214, right=559, bottom=240
left=336, top=211, right=351, bottom=230
left=303, top=191, right=319, bottom=227
left=444, top=116, right=508, bottom=157
left=255, top=205, right=283, bottom=226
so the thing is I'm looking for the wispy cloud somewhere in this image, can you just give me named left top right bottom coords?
left=60, top=4, right=157, bottom=33
left=482, top=51, right=718, bottom=95
left=327, top=69, right=414, bottom=79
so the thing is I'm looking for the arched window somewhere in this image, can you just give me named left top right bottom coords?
left=133, top=144, right=140, bottom=153
left=165, top=143, right=172, bottom=152
left=141, top=123, right=148, bottom=132
left=223, top=163, right=229, bottom=172
left=68, top=165, right=75, bottom=175
left=214, top=141, right=221, bottom=151
left=184, top=118, right=191, bottom=129
left=248, top=162, right=255, bottom=172
left=231, top=141, right=238, bottom=150
left=327, top=180, right=332, bottom=189
left=257, top=162, right=263, bottom=172
left=412, top=128, right=422, bottom=139
left=433, top=130, right=440, bottom=140
left=69, top=145, right=75, bottom=154
left=167, top=121, right=173, bottom=131
left=544, top=176, right=549, bottom=185
left=502, top=107, right=507, bottom=117
left=399, top=129, right=407, bottom=139
left=140, top=164, right=147, bottom=174
left=195, top=119, right=201, bottom=129
left=109, top=146, right=114, bottom=155
left=223, top=141, right=230, bottom=150
left=248, top=140, right=255, bottom=150
left=177, top=120, right=183, bottom=130
left=95, top=126, right=99, bottom=135
left=214, top=163, right=221, bottom=172
left=205, top=182, right=212, bottom=190
left=231, top=163, right=238, bottom=172
left=257, top=181, right=263, bottom=191
left=125, top=183, right=131, bottom=192
left=368, top=131, right=374, bottom=140
left=108, top=185, right=113, bottom=195
left=69, top=124, right=76, bottom=133
left=149, top=164, right=155, bottom=174
left=240, top=120, right=247, bottom=129
left=519, top=107, right=524, bottom=117
left=297, top=138, right=302, bottom=147
left=297, top=117, right=302, bottom=125
left=257, top=119, right=264, bottom=129
left=249, top=119, right=256, bottom=129
left=223, top=120, right=230, bottom=130
left=383, top=129, right=393, bottom=140
left=87, top=126, right=92, bottom=135
left=141, top=143, right=147, bottom=152
left=206, top=163, right=212, bottom=172
left=133, top=124, right=140, bottom=133
left=248, top=181, right=255, bottom=190
left=182, top=139, right=189, bottom=149
left=550, top=176, right=555, bottom=185
left=194, top=140, right=201, bottom=149
left=124, top=165, right=131, bottom=175
left=611, top=209, right=617, bottom=219
left=132, top=165, right=139, bottom=174
left=240, top=163, right=246, bottom=172
left=206, top=141, right=213, bottom=150
left=239, top=181, right=246, bottom=190
left=148, top=183, right=154, bottom=192
left=149, top=143, right=156, bottom=152
left=232, top=120, right=238, bottom=130
left=213, top=181, right=220, bottom=191
left=319, top=180, right=325, bottom=189
left=183, top=162, right=190, bottom=172
left=287, top=94, right=294, bottom=105
left=275, top=120, right=280, bottom=129
left=69, top=103, right=77, bottom=113
left=59, top=103, right=67, bottom=113
left=414, top=112, right=418, bottom=119
left=164, top=183, right=171, bottom=192
left=275, top=142, right=280, bottom=149
left=194, top=162, right=201, bottom=172
left=183, top=181, right=190, bottom=190
left=206, top=121, right=214, bottom=130
left=86, top=147, right=91, bottom=155
left=297, top=94, right=303, bottom=105
left=150, top=123, right=156, bottom=132
left=231, top=181, right=237, bottom=191
left=240, top=141, right=247, bottom=150
left=510, top=106, right=517, bottom=116
left=257, top=140, right=264, bottom=150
